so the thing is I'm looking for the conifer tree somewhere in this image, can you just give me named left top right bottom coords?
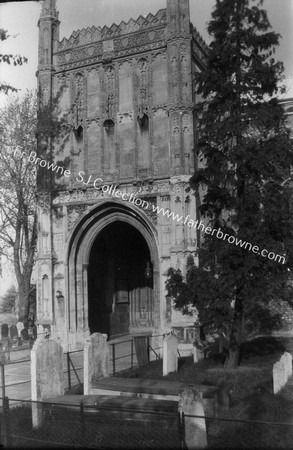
left=167, top=0, right=293, bottom=367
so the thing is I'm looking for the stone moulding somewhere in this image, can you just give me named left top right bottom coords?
left=55, top=34, right=166, bottom=71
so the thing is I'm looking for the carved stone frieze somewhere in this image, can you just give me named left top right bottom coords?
left=38, top=193, right=51, bottom=210
left=114, top=28, right=165, bottom=52
left=55, top=42, right=166, bottom=72
left=152, top=104, right=168, bottom=113
left=67, top=204, right=90, bottom=232
left=64, top=194, right=159, bottom=230
left=52, top=180, right=170, bottom=206
left=142, top=197, right=158, bottom=226
left=56, top=56, right=101, bottom=72
left=56, top=44, right=102, bottom=65
left=115, top=41, right=166, bottom=59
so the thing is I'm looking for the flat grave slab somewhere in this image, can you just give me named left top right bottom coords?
left=92, top=377, right=220, bottom=398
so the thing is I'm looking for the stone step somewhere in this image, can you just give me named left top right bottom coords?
left=43, top=394, right=179, bottom=425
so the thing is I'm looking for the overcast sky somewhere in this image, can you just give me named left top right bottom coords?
left=0, top=0, right=292, bottom=100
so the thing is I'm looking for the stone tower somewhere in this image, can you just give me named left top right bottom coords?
left=36, top=0, right=208, bottom=351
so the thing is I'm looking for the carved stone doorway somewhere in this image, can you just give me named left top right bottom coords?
left=88, top=221, right=153, bottom=339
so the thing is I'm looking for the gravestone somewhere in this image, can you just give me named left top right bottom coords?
left=1, top=323, right=8, bottom=340
left=273, top=352, right=293, bottom=394
left=84, top=333, right=109, bottom=395
left=21, top=328, right=29, bottom=341
left=9, top=325, right=18, bottom=340
left=281, top=352, right=292, bottom=381
left=16, top=321, right=24, bottom=337
left=31, top=338, right=64, bottom=428
left=193, top=344, right=204, bottom=363
left=273, top=361, right=284, bottom=394
left=163, top=334, right=178, bottom=376
left=179, top=388, right=207, bottom=449
left=133, top=335, right=149, bottom=367
left=32, top=325, right=38, bottom=339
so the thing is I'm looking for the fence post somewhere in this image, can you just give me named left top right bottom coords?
left=1, top=364, right=5, bottom=399
left=80, top=401, right=85, bottom=441
left=131, top=339, right=134, bottom=369
left=6, top=339, right=10, bottom=362
left=67, top=352, right=71, bottom=390
left=147, top=336, right=150, bottom=362
left=178, top=411, right=185, bottom=450
left=3, top=396, right=12, bottom=448
left=112, top=344, right=116, bottom=375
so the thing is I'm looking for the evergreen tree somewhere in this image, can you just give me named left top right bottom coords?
left=167, top=0, right=293, bottom=367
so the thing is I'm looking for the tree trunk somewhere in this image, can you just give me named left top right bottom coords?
left=17, top=277, right=31, bottom=328
left=224, top=297, right=244, bottom=368
left=224, top=329, right=240, bottom=369
left=224, top=343, right=240, bottom=369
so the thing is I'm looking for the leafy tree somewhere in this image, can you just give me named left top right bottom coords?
left=167, top=0, right=293, bottom=367
left=0, top=284, right=17, bottom=313
left=0, top=91, right=37, bottom=327
left=0, top=29, right=28, bottom=94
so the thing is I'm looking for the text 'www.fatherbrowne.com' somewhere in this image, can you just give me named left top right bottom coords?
left=16, top=149, right=286, bottom=265
left=150, top=203, right=285, bottom=265
left=76, top=171, right=285, bottom=265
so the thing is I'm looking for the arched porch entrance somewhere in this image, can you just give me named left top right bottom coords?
left=88, top=221, right=153, bottom=339
left=66, top=201, right=159, bottom=341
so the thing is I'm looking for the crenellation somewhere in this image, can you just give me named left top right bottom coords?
left=56, top=9, right=167, bottom=53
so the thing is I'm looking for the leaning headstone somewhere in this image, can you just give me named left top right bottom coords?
left=273, top=352, right=293, bottom=394
left=179, top=388, right=207, bottom=449
left=163, top=334, right=178, bottom=376
left=84, top=333, right=109, bottom=395
left=281, top=352, right=292, bottom=381
left=1, top=323, right=8, bottom=340
left=9, top=325, right=18, bottom=341
left=273, top=360, right=285, bottom=394
left=31, top=338, right=64, bottom=428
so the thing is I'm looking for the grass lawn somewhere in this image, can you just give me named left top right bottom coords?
left=3, top=336, right=293, bottom=448
left=117, top=335, right=293, bottom=448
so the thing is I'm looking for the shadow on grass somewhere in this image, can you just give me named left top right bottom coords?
left=241, top=336, right=286, bottom=358
left=117, top=336, right=293, bottom=448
